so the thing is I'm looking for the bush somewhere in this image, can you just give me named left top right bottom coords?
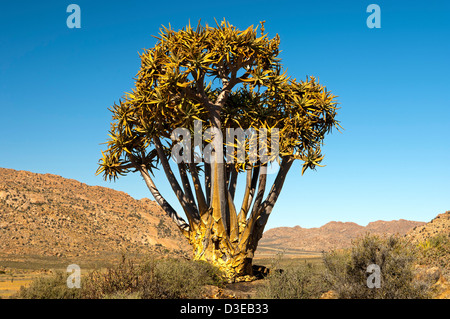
left=137, top=258, right=223, bottom=299
left=14, top=271, right=82, bottom=299
left=323, top=233, right=430, bottom=299
left=82, top=255, right=226, bottom=299
left=415, top=234, right=450, bottom=279
left=81, top=255, right=141, bottom=299
left=14, top=255, right=226, bottom=299
left=256, top=260, right=328, bottom=299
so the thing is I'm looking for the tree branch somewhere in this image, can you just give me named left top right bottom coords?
left=258, top=157, right=294, bottom=222
left=237, top=166, right=252, bottom=224
left=228, top=166, right=238, bottom=200
left=137, top=165, right=190, bottom=238
left=238, top=156, right=294, bottom=251
left=246, top=165, right=260, bottom=214
left=248, top=164, right=267, bottom=219
left=178, top=162, right=198, bottom=215
left=153, top=136, right=200, bottom=226
left=188, top=161, right=208, bottom=217
left=204, top=161, right=211, bottom=208
left=183, top=70, right=214, bottom=108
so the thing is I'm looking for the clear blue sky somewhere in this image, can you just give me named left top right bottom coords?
left=1, top=1, right=449, bottom=229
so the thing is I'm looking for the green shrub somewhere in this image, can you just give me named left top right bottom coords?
left=323, top=234, right=431, bottom=299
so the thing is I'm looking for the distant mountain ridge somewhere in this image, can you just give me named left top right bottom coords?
left=258, top=219, right=427, bottom=253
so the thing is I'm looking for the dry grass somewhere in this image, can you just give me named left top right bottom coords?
left=0, top=274, right=37, bottom=298
left=3, top=234, right=448, bottom=299
left=9, top=255, right=226, bottom=299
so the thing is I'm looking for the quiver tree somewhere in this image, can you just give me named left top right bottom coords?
left=97, top=20, right=340, bottom=281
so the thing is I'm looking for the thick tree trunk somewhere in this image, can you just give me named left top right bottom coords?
left=185, top=158, right=293, bottom=281
left=187, top=212, right=254, bottom=281
left=141, top=155, right=294, bottom=281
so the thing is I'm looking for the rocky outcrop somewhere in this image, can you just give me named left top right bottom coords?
left=0, top=167, right=190, bottom=265
left=406, top=211, right=450, bottom=242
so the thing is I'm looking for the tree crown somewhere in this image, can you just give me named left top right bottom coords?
left=97, top=19, right=340, bottom=180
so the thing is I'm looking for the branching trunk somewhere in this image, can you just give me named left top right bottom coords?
left=141, top=62, right=296, bottom=280
left=142, top=153, right=292, bottom=281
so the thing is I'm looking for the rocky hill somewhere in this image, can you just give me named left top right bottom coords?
left=406, top=211, right=450, bottom=242
left=0, top=167, right=190, bottom=268
left=258, top=219, right=426, bottom=254
left=407, top=211, right=450, bottom=284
